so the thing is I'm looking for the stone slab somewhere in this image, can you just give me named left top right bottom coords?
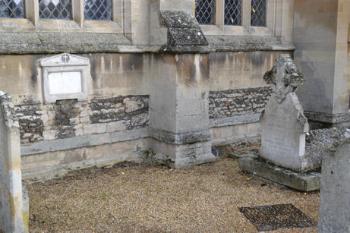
left=239, top=156, right=320, bottom=192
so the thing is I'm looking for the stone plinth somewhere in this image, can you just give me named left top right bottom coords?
left=239, top=155, right=320, bottom=192
left=149, top=53, right=216, bottom=168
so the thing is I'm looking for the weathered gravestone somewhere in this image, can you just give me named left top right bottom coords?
left=0, top=92, right=29, bottom=233
left=260, top=54, right=320, bottom=172
left=239, top=54, right=321, bottom=191
left=318, top=128, right=350, bottom=233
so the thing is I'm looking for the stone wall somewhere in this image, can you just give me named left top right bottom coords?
left=90, top=95, right=149, bottom=129
left=14, top=101, right=44, bottom=144
left=209, top=87, right=272, bottom=119
left=15, top=95, right=149, bottom=145
left=0, top=51, right=293, bottom=179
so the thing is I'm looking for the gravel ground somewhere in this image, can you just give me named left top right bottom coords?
left=28, top=148, right=319, bottom=233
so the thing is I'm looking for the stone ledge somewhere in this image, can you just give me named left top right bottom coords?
left=239, top=156, right=320, bottom=192
left=0, top=32, right=131, bottom=55
left=0, top=32, right=294, bottom=54
left=207, top=35, right=295, bottom=52
left=210, top=113, right=261, bottom=128
left=149, top=128, right=211, bottom=145
left=21, top=128, right=148, bottom=156
left=305, top=111, right=350, bottom=124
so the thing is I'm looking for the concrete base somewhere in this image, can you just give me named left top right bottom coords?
left=239, top=155, right=320, bottom=192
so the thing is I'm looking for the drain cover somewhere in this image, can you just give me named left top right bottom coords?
left=239, top=204, right=315, bottom=231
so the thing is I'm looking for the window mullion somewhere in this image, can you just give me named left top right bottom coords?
left=216, top=0, right=224, bottom=28
left=113, top=0, right=123, bottom=24
left=25, top=0, right=38, bottom=25
left=73, top=0, right=84, bottom=27
left=242, top=0, right=251, bottom=27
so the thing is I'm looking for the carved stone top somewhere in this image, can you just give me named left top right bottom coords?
left=39, top=53, right=89, bottom=67
left=160, top=11, right=208, bottom=50
left=263, top=54, right=303, bottom=103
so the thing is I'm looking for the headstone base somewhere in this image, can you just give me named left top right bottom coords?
left=239, top=155, right=320, bottom=192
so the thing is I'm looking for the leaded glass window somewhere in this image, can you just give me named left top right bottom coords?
left=39, top=0, right=72, bottom=19
left=224, top=0, right=242, bottom=25
left=251, top=0, right=266, bottom=26
left=85, top=0, right=112, bottom=20
left=195, top=0, right=215, bottom=25
left=0, top=0, right=24, bottom=18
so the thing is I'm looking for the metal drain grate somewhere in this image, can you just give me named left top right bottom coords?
left=239, top=204, right=315, bottom=231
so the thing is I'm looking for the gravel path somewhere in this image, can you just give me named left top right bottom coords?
left=28, top=157, right=319, bottom=233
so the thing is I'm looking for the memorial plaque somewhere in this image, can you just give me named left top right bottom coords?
left=48, top=71, right=82, bottom=95
left=38, top=53, right=90, bottom=103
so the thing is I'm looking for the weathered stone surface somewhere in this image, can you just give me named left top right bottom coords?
left=207, top=35, right=294, bottom=52
left=239, top=156, right=320, bottom=192
left=209, top=87, right=272, bottom=119
left=55, top=99, right=80, bottom=139
left=15, top=102, right=44, bottom=144
left=15, top=95, right=149, bottom=144
left=318, top=134, right=350, bottom=233
left=0, top=32, right=130, bottom=55
left=0, top=92, right=28, bottom=233
left=149, top=128, right=211, bottom=145
left=305, top=111, right=350, bottom=125
left=160, top=10, right=208, bottom=50
left=160, top=11, right=199, bottom=29
left=149, top=53, right=215, bottom=167
left=260, top=55, right=315, bottom=172
left=305, top=127, right=348, bottom=170
left=90, top=95, right=149, bottom=129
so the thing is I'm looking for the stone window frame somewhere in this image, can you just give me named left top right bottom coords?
left=196, top=0, right=277, bottom=36
left=0, top=0, right=130, bottom=34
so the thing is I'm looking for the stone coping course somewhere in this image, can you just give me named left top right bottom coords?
left=0, top=32, right=294, bottom=54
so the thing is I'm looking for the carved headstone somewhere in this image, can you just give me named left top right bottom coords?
left=260, top=54, right=314, bottom=172
left=318, top=128, right=350, bottom=233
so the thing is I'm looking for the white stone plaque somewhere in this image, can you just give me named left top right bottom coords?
left=48, top=71, right=82, bottom=95
left=38, top=53, right=90, bottom=103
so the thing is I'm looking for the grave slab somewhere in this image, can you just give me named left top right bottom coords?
left=239, top=155, right=320, bottom=192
